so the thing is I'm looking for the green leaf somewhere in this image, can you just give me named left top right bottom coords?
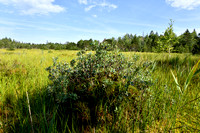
left=184, top=59, right=200, bottom=92
left=171, top=70, right=182, bottom=93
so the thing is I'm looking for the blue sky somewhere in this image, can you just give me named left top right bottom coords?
left=0, top=0, right=200, bottom=44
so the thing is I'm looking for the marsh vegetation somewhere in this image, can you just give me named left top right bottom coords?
left=0, top=43, right=200, bottom=132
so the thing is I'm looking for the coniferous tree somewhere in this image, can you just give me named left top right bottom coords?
left=192, top=33, right=200, bottom=54
left=157, top=20, right=177, bottom=54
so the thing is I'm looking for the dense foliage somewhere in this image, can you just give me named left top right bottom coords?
left=46, top=42, right=153, bottom=131
left=0, top=28, right=200, bottom=54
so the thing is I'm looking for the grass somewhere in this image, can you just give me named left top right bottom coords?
left=0, top=49, right=200, bottom=132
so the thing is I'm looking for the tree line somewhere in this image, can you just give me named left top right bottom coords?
left=0, top=28, right=200, bottom=54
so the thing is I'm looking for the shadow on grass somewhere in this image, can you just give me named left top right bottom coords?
left=1, top=87, right=62, bottom=133
left=1, top=87, right=109, bottom=133
left=1, top=85, right=147, bottom=133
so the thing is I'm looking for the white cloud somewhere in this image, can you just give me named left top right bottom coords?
left=92, top=14, right=97, bottom=18
left=166, top=0, right=200, bottom=10
left=85, top=5, right=96, bottom=11
left=0, top=0, right=65, bottom=15
left=78, top=0, right=117, bottom=12
left=99, top=2, right=117, bottom=9
left=78, top=0, right=87, bottom=5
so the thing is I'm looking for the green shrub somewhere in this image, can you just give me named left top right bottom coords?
left=46, top=42, right=153, bottom=132
left=6, top=47, right=15, bottom=51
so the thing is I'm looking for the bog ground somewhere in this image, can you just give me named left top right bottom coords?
left=0, top=48, right=200, bottom=132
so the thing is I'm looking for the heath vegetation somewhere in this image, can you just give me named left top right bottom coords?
left=0, top=22, right=200, bottom=132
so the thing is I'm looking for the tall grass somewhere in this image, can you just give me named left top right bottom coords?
left=0, top=49, right=77, bottom=132
left=0, top=49, right=200, bottom=132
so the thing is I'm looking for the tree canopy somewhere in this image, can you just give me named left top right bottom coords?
left=0, top=21, right=200, bottom=54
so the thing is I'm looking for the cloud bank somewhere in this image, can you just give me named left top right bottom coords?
left=0, top=0, right=65, bottom=15
left=166, top=0, right=200, bottom=10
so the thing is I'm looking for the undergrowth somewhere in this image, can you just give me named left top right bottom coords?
left=0, top=48, right=199, bottom=132
left=46, top=42, right=153, bottom=132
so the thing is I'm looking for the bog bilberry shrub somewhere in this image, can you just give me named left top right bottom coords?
left=46, top=42, right=153, bottom=130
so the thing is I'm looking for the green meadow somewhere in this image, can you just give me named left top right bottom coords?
left=0, top=49, right=200, bottom=132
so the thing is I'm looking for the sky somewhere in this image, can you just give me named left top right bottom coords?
left=0, top=0, right=200, bottom=44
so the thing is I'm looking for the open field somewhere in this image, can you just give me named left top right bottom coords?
left=0, top=49, right=200, bottom=132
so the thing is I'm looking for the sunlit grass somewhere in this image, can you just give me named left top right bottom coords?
left=0, top=49, right=200, bottom=132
